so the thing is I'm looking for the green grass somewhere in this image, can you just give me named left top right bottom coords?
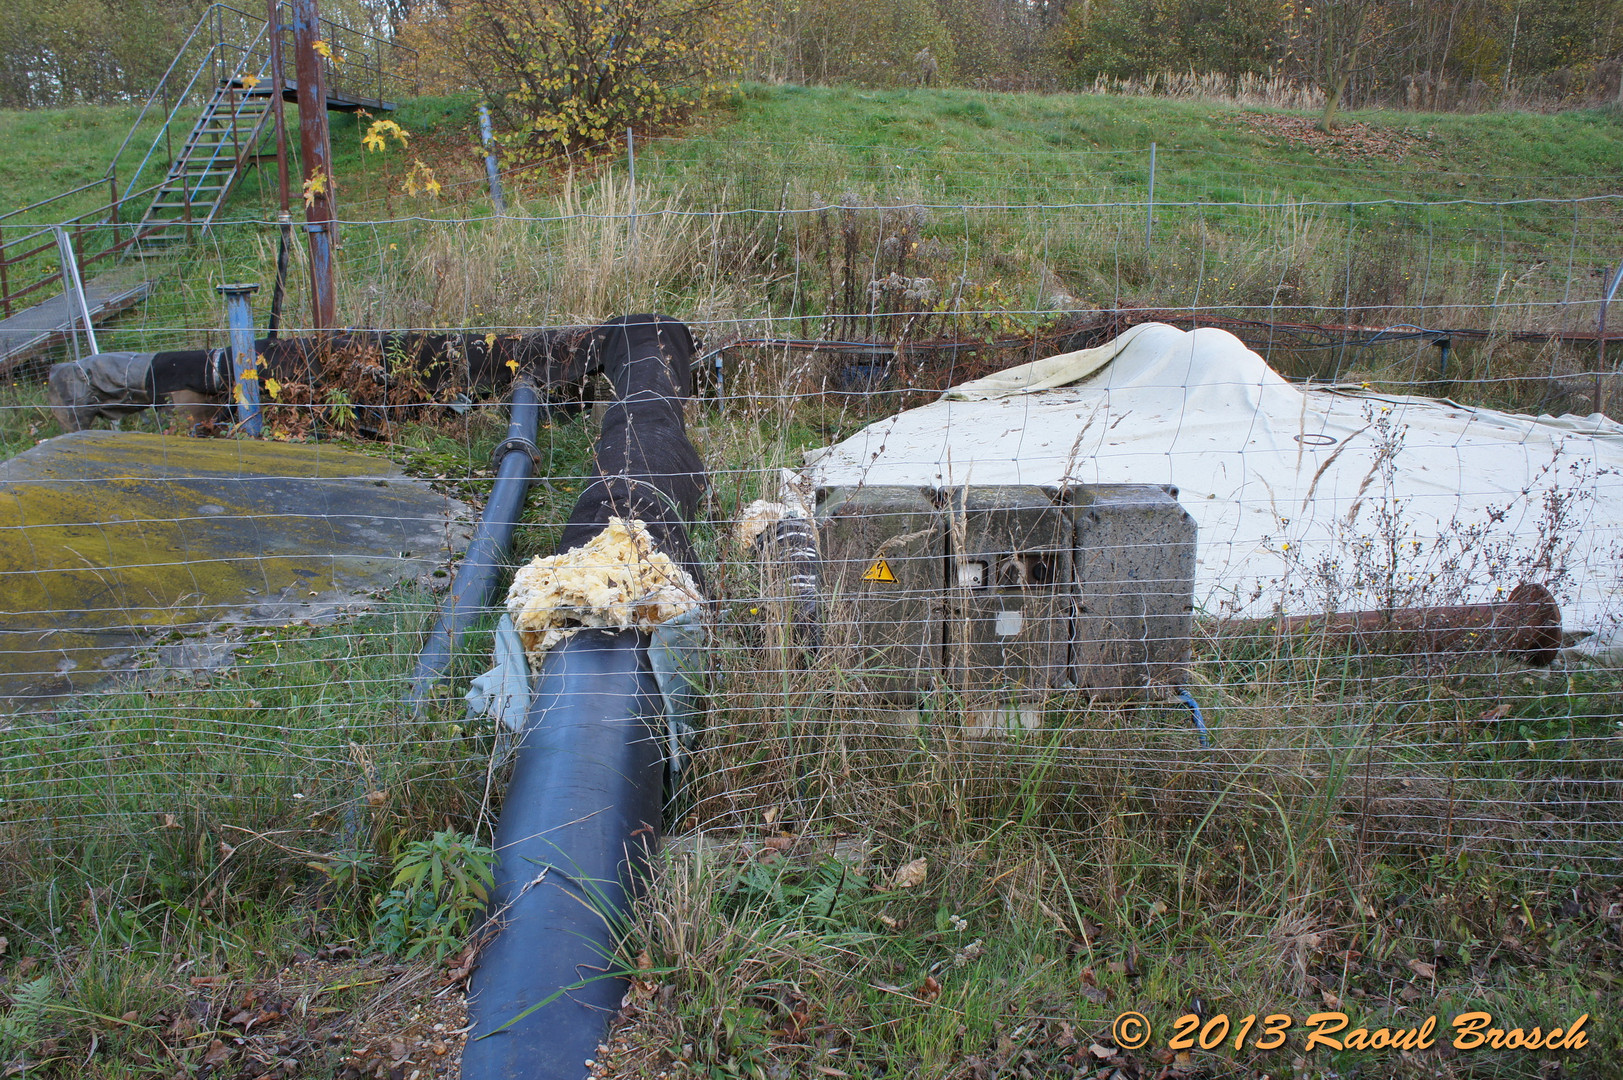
left=652, top=84, right=1623, bottom=205
left=0, top=105, right=151, bottom=220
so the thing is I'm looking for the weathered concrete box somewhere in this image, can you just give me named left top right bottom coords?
left=811, top=482, right=1197, bottom=708
left=815, top=485, right=943, bottom=701
left=942, top=485, right=1074, bottom=701
left=1070, top=484, right=1196, bottom=695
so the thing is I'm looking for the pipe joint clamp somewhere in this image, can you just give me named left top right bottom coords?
left=492, top=434, right=542, bottom=472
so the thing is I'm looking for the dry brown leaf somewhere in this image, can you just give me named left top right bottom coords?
left=891, top=858, right=928, bottom=889
left=1407, top=957, right=1436, bottom=979
left=919, top=975, right=942, bottom=1002
left=1479, top=704, right=1512, bottom=722
left=1321, top=989, right=1342, bottom=1009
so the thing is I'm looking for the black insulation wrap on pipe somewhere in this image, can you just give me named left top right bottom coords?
left=462, top=629, right=665, bottom=1079
left=407, top=381, right=540, bottom=713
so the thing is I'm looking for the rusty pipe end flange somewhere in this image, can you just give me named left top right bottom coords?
left=1495, top=581, right=1563, bottom=667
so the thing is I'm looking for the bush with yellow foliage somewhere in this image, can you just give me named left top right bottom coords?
left=399, top=0, right=758, bottom=157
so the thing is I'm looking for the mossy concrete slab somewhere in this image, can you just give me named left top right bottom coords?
left=0, top=431, right=472, bottom=706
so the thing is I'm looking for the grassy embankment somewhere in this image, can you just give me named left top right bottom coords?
left=1, top=86, right=1621, bottom=1079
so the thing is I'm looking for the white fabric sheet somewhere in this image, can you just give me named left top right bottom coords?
left=803, top=323, right=1623, bottom=660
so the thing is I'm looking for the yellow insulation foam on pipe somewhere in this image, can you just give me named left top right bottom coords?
left=505, top=517, right=704, bottom=661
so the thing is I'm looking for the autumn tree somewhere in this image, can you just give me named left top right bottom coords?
left=434, top=0, right=757, bottom=155
left=1283, top=0, right=1418, bottom=130
left=1052, top=0, right=1288, bottom=85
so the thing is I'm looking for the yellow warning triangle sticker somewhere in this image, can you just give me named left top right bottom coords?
left=862, top=557, right=897, bottom=583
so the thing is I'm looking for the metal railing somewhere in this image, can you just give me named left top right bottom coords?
left=0, top=180, right=171, bottom=320
left=108, top=3, right=419, bottom=208
left=0, top=2, right=416, bottom=320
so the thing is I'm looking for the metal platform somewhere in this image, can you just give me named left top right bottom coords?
left=0, top=275, right=152, bottom=374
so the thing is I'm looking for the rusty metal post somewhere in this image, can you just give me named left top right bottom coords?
left=266, top=0, right=291, bottom=215
left=227, top=81, right=243, bottom=168
left=293, top=0, right=335, bottom=330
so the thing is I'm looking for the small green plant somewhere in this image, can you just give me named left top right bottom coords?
left=0, top=976, right=52, bottom=1064
left=311, top=846, right=377, bottom=891
left=372, top=829, right=496, bottom=960
left=323, top=386, right=356, bottom=430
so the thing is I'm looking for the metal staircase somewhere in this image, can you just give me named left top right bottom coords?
left=106, top=2, right=416, bottom=253
left=133, top=74, right=277, bottom=249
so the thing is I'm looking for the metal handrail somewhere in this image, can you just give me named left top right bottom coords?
left=110, top=2, right=417, bottom=205
left=103, top=4, right=239, bottom=186
left=0, top=178, right=170, bottom=317
left=0, top=180, right=113, bottom=228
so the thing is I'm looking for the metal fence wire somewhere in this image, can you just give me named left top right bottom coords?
left=1, top=180, right=1620, bottom=905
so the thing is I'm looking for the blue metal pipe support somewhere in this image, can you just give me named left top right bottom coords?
left=217, top=283, right=261, bottom=435
left=479, top=103, right=505, bottom=215
left=461, top=628, right=665, bottom=1080
left=407, top=380, right=541, bottom=713
left=302, top=222, right=335, bottom=332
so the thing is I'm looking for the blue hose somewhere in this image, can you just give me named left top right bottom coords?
left=1178, top=689, right=1211, bottom=748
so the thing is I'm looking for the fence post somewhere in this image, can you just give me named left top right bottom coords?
left=53, top=225, right=98, bottom=359
left=1598, top=260, right=1623, bottom=417
left=1145, top=142, right=1156, bottom=249
left=627, top=127, right=637, bottom=259
left=479, top=103, right=505, bottom=214
left=0, top=237, right=11, bottom=318
left=218, top=283, right=262, bottom=435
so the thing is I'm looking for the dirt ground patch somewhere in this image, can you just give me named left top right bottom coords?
left=1237, top=111, right=1429, bottom=160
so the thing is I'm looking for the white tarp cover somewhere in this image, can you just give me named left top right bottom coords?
left=802, top=323, right=1623, bottom=659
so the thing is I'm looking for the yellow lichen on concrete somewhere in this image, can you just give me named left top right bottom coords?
left=0, top=430, right=466, bottom=701
left=506, top=518, right=704, bottom=660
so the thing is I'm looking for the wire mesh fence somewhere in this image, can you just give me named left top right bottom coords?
left=2, top=171, right=1621, bottom=960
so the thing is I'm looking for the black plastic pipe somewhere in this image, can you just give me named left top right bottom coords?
left=461, top=629, right=665, bottom=1079
left=408, top=380, right=541, bottom=713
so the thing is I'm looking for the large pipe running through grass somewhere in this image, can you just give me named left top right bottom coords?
left=462, top=314, right=706, bottom=1080
left=407, top=379, right=542, bottom=714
